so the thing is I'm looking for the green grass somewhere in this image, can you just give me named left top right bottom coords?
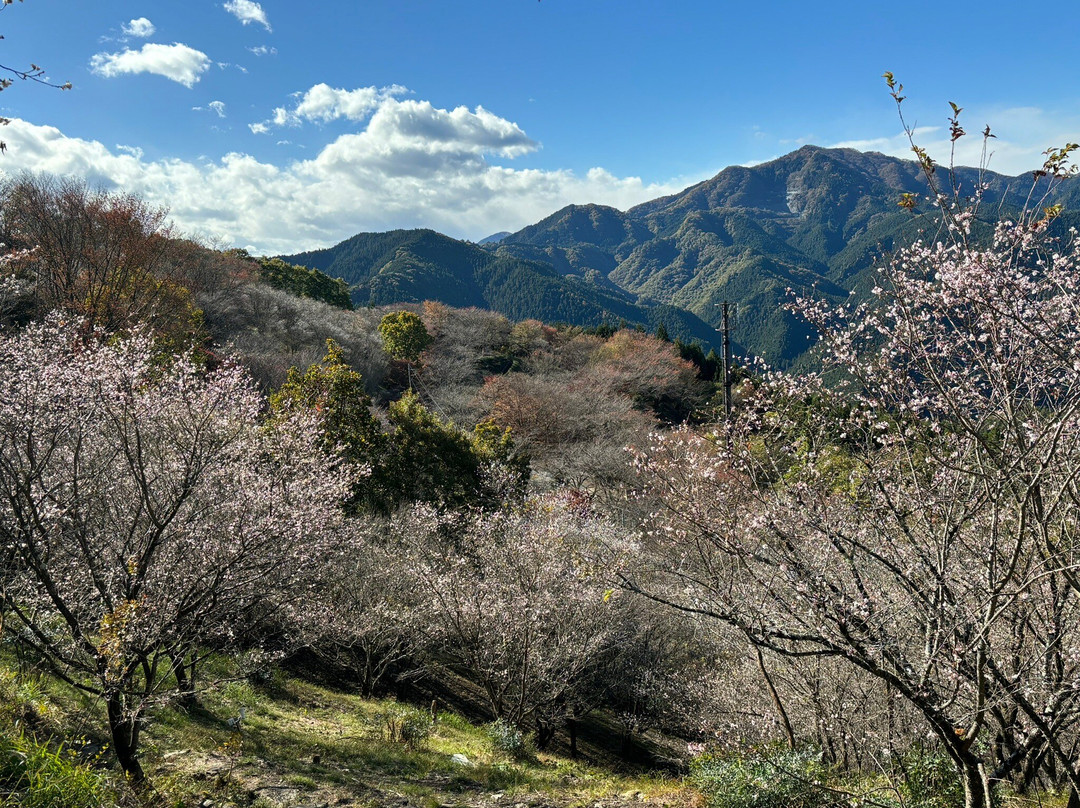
left=138, top=662, right=692, bottom=808
left=0, top=648, right=693, bottom=808
left=0, top=731, right=118, bottom=808
left=1, top=649, right=1067, bottom=808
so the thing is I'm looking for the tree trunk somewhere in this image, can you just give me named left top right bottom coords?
left=535, top=719, right=556, bottom=750
left=107, top=694, right=144, bottom=782
left=754, top=645, right=795, bottom=750
left=567, top=716, right=578, bottom=759
left=361, top=649, right=374, bottom=698
left=961, top=760, right=993, bottom=808
left=172, top=655, right=197, bottom=709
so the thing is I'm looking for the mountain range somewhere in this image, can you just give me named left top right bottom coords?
left=283, top=146, right=1078, bottom=367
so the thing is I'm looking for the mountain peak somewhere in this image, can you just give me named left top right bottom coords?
left=502, top=202, right=651, bottom=251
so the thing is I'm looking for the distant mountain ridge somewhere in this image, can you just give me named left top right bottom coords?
left=282, top=228, right=723, bottom=350
left=283, top=146, right=1078, bottom=366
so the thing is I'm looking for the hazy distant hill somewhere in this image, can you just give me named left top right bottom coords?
left=283, top=146, right=1076, bottom=367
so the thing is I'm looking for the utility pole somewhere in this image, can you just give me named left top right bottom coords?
left=722, top=301, right=733, bottom=416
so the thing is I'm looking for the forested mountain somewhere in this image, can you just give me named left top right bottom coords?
left=499, top=146, right=1078, bottom=366
left=284, top=146, right=1077, bottom=367
left=281, top=228, right=722, bottom=349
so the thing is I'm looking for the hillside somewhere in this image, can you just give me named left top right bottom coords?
left=6, top=155, right=1080, bottom=808
left=281, top=228, right=723, bottom=350
left=499, top=146, right=1078, bottom=366
left=280, top=147, right=1077, bottom=367
left=0, top=653, right=692, bottom=808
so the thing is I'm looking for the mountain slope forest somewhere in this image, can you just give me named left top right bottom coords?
left=1, top=134, right=1080, bottom=808
left=284, top=145, right=1080, bottom=368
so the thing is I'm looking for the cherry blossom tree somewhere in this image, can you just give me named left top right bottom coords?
left=290, top=520, right=428, bottom=698
left=0, top=317, right=351, bottom=780
left=0, top=1, right=71, bottom=152
left=399, top=494, right=630, bottom=745
left=626, top=111, right=1080, bottom=808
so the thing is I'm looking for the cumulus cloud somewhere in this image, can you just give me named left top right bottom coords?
left=254, top=84, right=408, bottom=129
left=121, top=18, right=155, bottom=38
left=224, top=0, right=271, bottom=31
left=360, top=98, right=537, bottom=158
left=0, top=110, right=695, bottom=255
left=116, top=144, right=144, bottom=159
left=252, top=85, right=536, bottom=162
left=829, top=107, right=1080, bottom=177
left=90, top=42, right=211, bottom=88
left=247, top=45, right=277, bottom=56
left=294, top=84, right=409, bottom=123
left=199, top=100, right=228, bottom=118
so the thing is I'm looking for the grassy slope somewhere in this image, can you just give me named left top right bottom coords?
left=0, top=656, right=697, bottom=808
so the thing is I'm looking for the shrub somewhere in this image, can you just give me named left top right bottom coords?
left=690, top=747, right=834, bottom=808
left=485, top=719, right=536, bottom=762
left=892, top=745, right=963, bottom=808
left=377, top=703, right=432, bottom=748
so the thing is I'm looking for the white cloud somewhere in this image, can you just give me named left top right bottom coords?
left=829, top=107, right=1080, bottom=177
left=255, top=84, right=409, bottom=130
left=0, top=107, right=696, bottom=255
left=116, top=144, right=144, bottom=159
left=224, top=0, right=271, bottom=32
left=247, top=45, right=277, bottom=57
left=90, top=42, right=211, bottom=88
left=121, top=17, right=155, bottom=38
left=251, top=85, right=536, bottom=163
left=248, top=122, right=269, bottom=135
left=209, top=101, right=226, bottom=118
left=295, top=84, right=409, bottom=123
left=364, top=99, right=537, bottom=158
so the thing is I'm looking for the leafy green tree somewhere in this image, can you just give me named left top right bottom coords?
left=273, top=343, right=526, bottom=513
left=386, top=391, right=527, bottom=509
left=378, top=310, right=433, bottom=363
left=270, top=339, right=388, bottom=511
left=225, top=249, right=353, bottom=309
left=470, top=418, right=531, bottom=496
left=256, top=255, right=353, bottom=309
left=704, top=348, right=721, bottom=380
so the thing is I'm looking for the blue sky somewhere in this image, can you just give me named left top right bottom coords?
left=0, top=0, right=1077, bottom=254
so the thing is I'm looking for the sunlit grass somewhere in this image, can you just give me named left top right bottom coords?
left=144, top=666, right=691, bottom=806
left=0, top=647, right=693, bottom=808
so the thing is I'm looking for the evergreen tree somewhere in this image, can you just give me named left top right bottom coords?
left=270, top=340, right=388, bottom=512
left=378, top=310, right=433, bottom=362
